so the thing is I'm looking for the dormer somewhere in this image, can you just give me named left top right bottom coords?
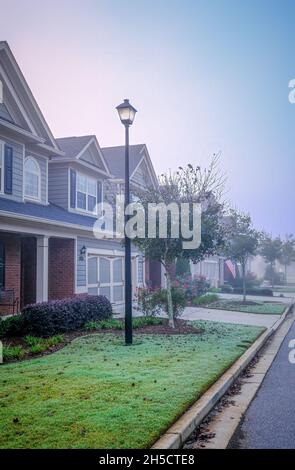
left=48, top=135, right=112, bottom=215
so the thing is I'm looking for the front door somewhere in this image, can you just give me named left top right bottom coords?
left=87, top=255, right=124, bottom=303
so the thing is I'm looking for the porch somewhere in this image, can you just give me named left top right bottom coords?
left=0, top=232, right=75, bottom=315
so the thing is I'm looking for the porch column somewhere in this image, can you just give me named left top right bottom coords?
left=36, top=236, right=49, bottom=302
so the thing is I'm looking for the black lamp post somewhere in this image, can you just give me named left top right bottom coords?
left=116, top=99, right=137, bottom=345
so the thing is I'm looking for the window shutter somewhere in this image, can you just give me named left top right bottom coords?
left=97, top=180, right=103, bottom=204
left=4, top=145, right=13, bottom=194
left=70, top=169, right=76, bottom=208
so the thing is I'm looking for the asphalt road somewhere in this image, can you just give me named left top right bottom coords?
left=229, top=317, right=295, bottom=449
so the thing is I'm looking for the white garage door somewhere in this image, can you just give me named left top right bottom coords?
left=87, top=255, right=124, bottom=303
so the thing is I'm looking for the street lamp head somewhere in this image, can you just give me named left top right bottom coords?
left=116, top=99, right=137, bottom=126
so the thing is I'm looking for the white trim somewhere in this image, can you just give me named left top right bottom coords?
left=74, top=237, right=78, bottom=294
left=0, top=118, right=44, bottom=143
left=76, top=136, right=111, bottom=176
left=36, top=235, right=48, bottom=302
left=50, top=157, right=111, bottom=177
left=46, top=158, right=48, bottom=204
left=0, top=63, right=37, bottom=136
left=76, top=171, right=97, bottom=215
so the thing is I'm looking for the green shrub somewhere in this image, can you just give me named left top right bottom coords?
left=0, top=315, right=25, bottom=338
left=152, top=287, right=186, bottom=319
left=85, top=319, right=124, bottom=330
left=220, top=284, right=233, bottom=293
left=3, top=345, right=25, bottom=361
left=46, top=335, right=64, bottom=347
left=25, top=335, right=41, bottom=347
left=30, top=343, right=47, bottom=355
left=208, top=287, right=222, bottom=293
left=22, top=294, right=112, bottom=337
left=133, top=316, right=165, bottom=328
left=232, top=287, right=273, bottom=296
left=192, top=293, right=219, bottom=306
left=135, top=288, right=162, bottom=317
left=175, top=274, right=209, bottom=300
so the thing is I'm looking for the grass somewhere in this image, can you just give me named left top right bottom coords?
left=3, top=335, right=64, bottom=361
left=0, top=320, right=264, bottom=449
left=208, top=300, right=286, bottom=315
left=191, top=293, right=219, bottom=306
left=274, top=286, right=295, bottom=294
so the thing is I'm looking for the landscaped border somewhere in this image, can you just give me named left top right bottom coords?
left=152, top=302, right=293, bottom=449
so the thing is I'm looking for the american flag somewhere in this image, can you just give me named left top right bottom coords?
left=225, top=260, right=236, bottom=278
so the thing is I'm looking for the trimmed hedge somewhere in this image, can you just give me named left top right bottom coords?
left=232, top=287, right=273, bottom=297
left=0, top=315, right=25, bottom=338
left=22, top=294, right=112, bottom=337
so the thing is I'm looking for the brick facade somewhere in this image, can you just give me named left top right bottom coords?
left=0, top=235, right=21, bottom=314
left=48, top=238, right=75, bottom=300
left=21, top=237, right=36, bottom=307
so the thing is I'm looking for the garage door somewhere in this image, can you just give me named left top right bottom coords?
left=87, top=255, right=124, bottom=303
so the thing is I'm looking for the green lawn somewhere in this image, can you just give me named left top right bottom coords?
left=209, top=300, right=286, bottom=315
left=0, top=321, right=264, bottom=449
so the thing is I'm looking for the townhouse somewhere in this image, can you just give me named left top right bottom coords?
left=0, top=41, right=162, bottom=314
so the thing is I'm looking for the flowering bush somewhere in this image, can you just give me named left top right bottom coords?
left=135, top=287, right=162, bottom=317
left=152, top=286, right=186, bottom=319
left=175, top=274, right=209, bottom=300
left=22, top=294, right=112, bottom=337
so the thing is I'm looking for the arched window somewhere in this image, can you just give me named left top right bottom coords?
left=24, top=157, right=41, bottom=200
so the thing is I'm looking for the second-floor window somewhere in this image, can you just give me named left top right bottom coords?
left=24, top=157, right=41, bottom=201
left=77, top=173, right=97, bottom=213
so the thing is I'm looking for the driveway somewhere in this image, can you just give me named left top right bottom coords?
left=182, top=306, right=281, bottom=328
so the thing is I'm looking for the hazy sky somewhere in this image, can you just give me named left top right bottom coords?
left=0, top=0, right=295, bottom=235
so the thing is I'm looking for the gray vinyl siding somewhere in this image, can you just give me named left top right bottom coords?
left=0, top=135, right=23, bottom=202
left=25, top=152, right=48, bottom=205
left=0, top=103, right=12, bottom=122
left=48, top=164, right=69, bottom=210
left=131, top=160, right=150, bottom=187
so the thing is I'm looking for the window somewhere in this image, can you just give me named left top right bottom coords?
left=76, top=173, right=98, bottom=213
left=24, top=157, right=41, bottom=200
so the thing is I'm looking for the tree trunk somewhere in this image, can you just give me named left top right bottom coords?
left=285, top=264, right=288, bottom=284
left=242, top=262, right=246, bottom=302
left=271, top=262, right=274, bottom=288
left=165, top=270, right=175, bottom=328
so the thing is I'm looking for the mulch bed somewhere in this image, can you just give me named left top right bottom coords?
left=2, top=319, right=203, bottom=363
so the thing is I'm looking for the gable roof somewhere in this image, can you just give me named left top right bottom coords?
left=56, top=135, right=95, bottom=157
left=0, top=41, right=61, bottom=153
left=54, top=135, right=111, bottom=176
left=102, top=144, right=143, bottom=178
left=102, top=144, right=158, bottom=188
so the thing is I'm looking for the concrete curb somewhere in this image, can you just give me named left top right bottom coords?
left=151, top=303, right=294, bottom=449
